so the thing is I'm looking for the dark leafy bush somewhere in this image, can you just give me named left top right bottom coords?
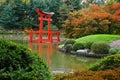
left=64, top=39, right=76, bottom=46
left=84, top=42, right=93, bottom=49
left=89, top=54, right=120, bottom=71
left=109, top=48, right=120, bottom=54
left=0, top=39, right=51, bottom=80
left=64, top=44, right=73, bottom=53
left=91, top=42, right=110, bottom=54
left=73, top=43, right=84, bottom=51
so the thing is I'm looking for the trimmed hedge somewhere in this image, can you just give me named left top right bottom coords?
left=91, top=42, right=110, bottom=54
left=73, top=43, right=84, bottom=51
left=84, top=42, right=93, bottom=49
left=0, top=39, right=52, bottom=80
left=64, top=39, right=76, bottom=46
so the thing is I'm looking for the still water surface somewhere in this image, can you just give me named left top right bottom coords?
left=29, top=42, right=98, bottom=74
left=0, top=34, right=98, bottom=74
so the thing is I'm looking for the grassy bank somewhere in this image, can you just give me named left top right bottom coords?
left=59, top=34, right=120, bottom=48
left=76, top=34, right=120, bottom=43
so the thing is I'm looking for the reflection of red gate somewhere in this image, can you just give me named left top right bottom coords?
left=29, top=9, right=60, bottom=43
left=29, top=43, right=58, bottom=65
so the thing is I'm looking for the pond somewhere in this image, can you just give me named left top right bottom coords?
left=29, top=43, right=98, bottom=74
left=0, top=33, right=99, bottom=74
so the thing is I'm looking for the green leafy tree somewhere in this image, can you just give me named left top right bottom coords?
left=46, top=0, right=62, bottom=28
left=56, top=0, right=81, bottom=28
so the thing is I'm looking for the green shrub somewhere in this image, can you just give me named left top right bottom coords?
left=89, top=54, right=120, bottom=71
left=109, top=48, right=120, bottom=54
left=73, top=43, right=84, bottom=51
left=0, top=39, right=51, bottom=80
left=117, top=50, right=120, bottom=54
left=84, top=42, right=93, bottom=49
left=64, top=39, right=76, bottom=46
left=91, top=42, right=110, bottom=54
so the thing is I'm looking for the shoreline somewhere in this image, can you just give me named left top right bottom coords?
left=59, top=48, right=109, bottom=58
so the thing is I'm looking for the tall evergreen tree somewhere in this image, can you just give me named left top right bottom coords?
left=0, top=2, right=16, bottom=29
left=0, top=0, right=50, bottom=29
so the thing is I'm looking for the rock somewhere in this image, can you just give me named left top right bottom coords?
left=110, top=40, right=120, bottom=49
left=76, top=49, right=89, bottom=54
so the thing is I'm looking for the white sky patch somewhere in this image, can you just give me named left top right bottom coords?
left=81, top=0, right=87, bottom=4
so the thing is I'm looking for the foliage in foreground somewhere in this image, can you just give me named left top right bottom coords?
left=89, top=54, right=120, bottom=71
left=0, top=39, right=51, bottom=80
left=54, top=54, right=120, bottom=80
left=54, top=69, right=120, bottom=80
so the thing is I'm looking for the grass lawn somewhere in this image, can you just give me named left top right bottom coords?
left=59, top=34, right=120, bottom=48
left=76, top=34, right=120, bottom=43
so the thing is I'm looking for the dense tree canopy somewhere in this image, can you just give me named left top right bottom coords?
left=0, top=0, right=81, bottom=30
left=0, top=0, right=120, bottom=30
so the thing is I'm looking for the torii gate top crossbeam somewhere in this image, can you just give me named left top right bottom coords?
left=36, top=9, right=54, bottom=17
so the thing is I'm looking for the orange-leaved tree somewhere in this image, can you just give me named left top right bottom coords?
left=62, top=4, right=120, bottom=38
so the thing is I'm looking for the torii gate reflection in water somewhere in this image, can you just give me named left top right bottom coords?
left=29, top=43, right=58, bottom=65
left=29, top=9, right=60, bottom=43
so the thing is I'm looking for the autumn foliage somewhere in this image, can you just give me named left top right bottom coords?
left=62, top=4, right=120, bottom=38
left=54, top=69, right=120, bottom=80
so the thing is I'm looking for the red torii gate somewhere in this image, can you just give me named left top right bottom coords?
left=29, top=9, right=60, bottom=43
